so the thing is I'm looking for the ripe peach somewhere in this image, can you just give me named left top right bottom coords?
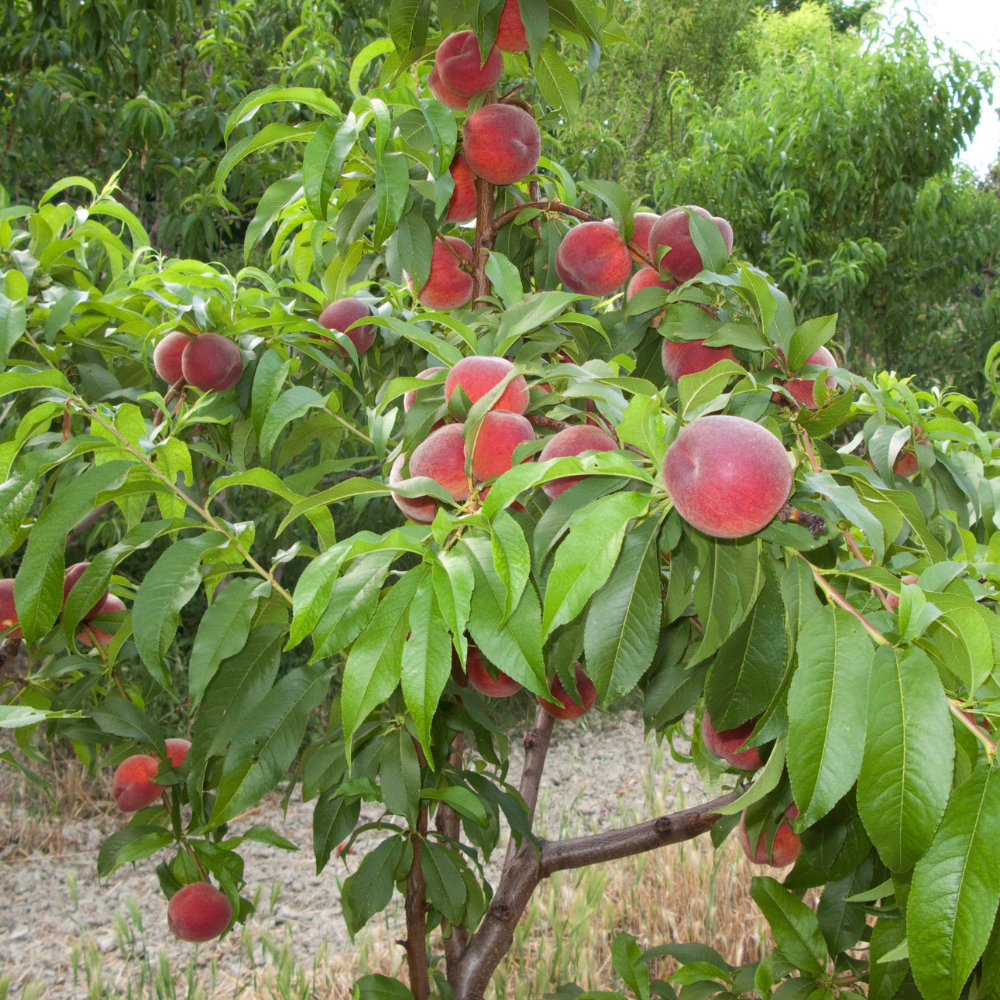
left=701, top=713, right=762, bottom=771
left=409, top=424, right=470, bottom=501
left=446, top=152, right=478, bottom=224
left=389, top=453, right=439, bottom=524
left=555, top=221, right=633, bottom=297
left=428, top=66, right=469, bottom=110
left=626, top=266, right=674, bottom=302
left=167, top=882, right=233, bottom=943
left=78, top=595, right=126, bottom=647
left=538, top=663, right=597, bottom=720
left=738, top=804, right=801, bottom=867
left=467, top=643, right=522, bottom=697
left=462, top=104, right=541, bottom=186
left=538, top=425, right=617, bottom=500
left=318, top=298, right=376, bottom=355
left=445, top=356, right=529, bottom=414
left=630, top=212, right=660, bottom=253
left=662, top=415, right=793, bottom=539
left=63, top=562, right=109, bottom=618
left=471, top=411, right=534, bottom=482
left=771, top=345, right=837, bottom=409
left=0, top=578, right=22, bottom=640
left=112, top=754, right=162, bottom=811
left=894, top=451, right=919, bottom=478
left=403, top=367, right=447, bottom=411
left=648, top=206, right=734, bottom=283
left=181, top=333, right=243, bottom=392
left=407, top=236, right=474, bottom=310
left=496, top=0, right=532, bottom=51
left=436, top=31, right=502, bottom=98
left=662, top=340, right=737, bottom=383
left=153, top=331, right=192, bottom=384
left=165, top=738, right=191, bottom=769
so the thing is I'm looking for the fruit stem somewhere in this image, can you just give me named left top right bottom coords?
left=948, top=699, right=997, bottom=759
left=801, top=555, right=888, bottom=645
left=841, top=529, right=896, bottom=613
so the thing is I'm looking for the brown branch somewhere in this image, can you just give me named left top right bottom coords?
left=631, top=59, right=667, bottom=154
left=0, top=637, right=23, bottom=687
left=527, top=413, right=570, bottom=432
left=438, top=734, right=469, bottom=972
left=450, top=791, right=738, bottom=1000
left=471, top=89, right=498, bottom=306
left=500, top=706, right=555, bottom=871
left=67, top=502, right=112, bottom=544
left=153, top=376, right=185, bottom=427
left=406, top=808, right=430, bottom=1000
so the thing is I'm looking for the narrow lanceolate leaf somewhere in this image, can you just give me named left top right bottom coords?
left=909, top=764, right=1000, bottom=1000
left=421, top=840, right=466, bottom=924
left=401, top=575, right=452, bottom=757
left=131, top=533, right=224, bottom=691
left=584, top=514, right=663, bottom=706
left=491, top=509, right=531, bottom=619
left=705, top=571, right=786, bottom=729
left=857, top=645, right=954, bottom=872
left=542, top=491, right=649, bottom=638
left=787, top=605, right=873, bottom=827
left=14, top=461, right=132, bottom=640
left=380, top=727, right=420, bottom=828
left=341, top=567, right=424, bottom=749
left=432, top=548, right=474, bottom=661
left=90, top=696, right=166, bottom=756
left=97, top=827, right=174, bottom=878
left=750, top=876, right=828, bottom=976
left=313, top=792, right=361, bottom=874
left=343, top=836, right=404, bottom=935
left=188, top=577, right=259, bottom=705
left=288, top=541, right=351, bottom=648
left=208, top=663, right=332, bottom=827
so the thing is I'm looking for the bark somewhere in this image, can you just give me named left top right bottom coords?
left=0, top=637, right=23, bottom=686
left=471, top=90, right=498, bottom=306
left=439, top=734, right=469, bottom=973
left=406, top=807, right=431, bottom=1000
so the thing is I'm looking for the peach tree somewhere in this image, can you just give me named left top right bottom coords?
left=1, top=3, right=1000, bottom=1000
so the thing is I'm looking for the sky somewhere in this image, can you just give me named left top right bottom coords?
left=884, top=0, right=1000, bottom=177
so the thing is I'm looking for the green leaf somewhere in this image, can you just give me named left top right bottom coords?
left=355, top=974, right=414, bottom=1000
left=343, top=835, right=404, bottom=934
left=0, top=369, right=73, bottom=398
left=816, top=859, right=874, bottom=956
left=421, top=785, right=489, bottom=826
left=869, top=917, right=910, bottom=1000
left=380, top=727, right=420, bottom=828
left=857, top=645, right=955, bottom=872
left=313, top=792, right=361, bottom=874
left=289, top=541, right=352, bottom=648
left=421, top=839, right=466, bottom=923
left=612, top=932, right=651, bottom=1000
left=686, top=208, right=730, bottom=275
left=909, top=764, right=1000, bottom=1000
left=750, top=876, right=827, bottom=975
left=788, top=315, right=837, bottom=370
left=374, top=150, right=410, bottom=248
left=258, top=386, right=327, bottom=467
left=396, top=208, right=434, bottom=291
left=433, top=549, right=475, bottom=660
left=251, top=349, right=291, bottom=439
left=349, top=39, right=395, bottom=99
left=716, top=736, right=787, bottom=815
left=787, top=605, right=873, bottom=827
left=132, top=533, right=224, bottom=692
left=677, top=359, right=745, bottom=416
left=485, top=251, right=524, bottom=307
left=188, top=577, right=259, bottom=706
left=97, top=827, right=174, bottom=877
left=14, top=461, right=132, bottom=641
left=805, top=471, right=886, bottom=562
left=535, top=40, right=578, bottom=123
left=91, top=696, right=166, bottom=756
left=584, top=514, right=663, bottom=706
left=302, top=118, right=356, bottom=221
left=491, top=509, right=531, bottom=619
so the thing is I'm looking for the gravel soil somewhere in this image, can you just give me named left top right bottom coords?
left=0, top=711, right=703, bottom=999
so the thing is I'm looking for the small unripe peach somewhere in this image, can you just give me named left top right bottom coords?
left=626, top=266, right=674, bottom=302
left=538, top=663, right=597, bottom=720
left=701, top=713, right=762, bottom=771
left=318, top=298, right=376, bottom=355
left=662, top=339, right=737, bottom=383
left=446, top=152, right=478, bottom=224
left=167, top=882, right=233, bottom=942
left=403, top=367, right=447, bottom=411
left=630, top=212, right=660, bottom=254
left=467, top=644, right=521, bottom=696
left=648, top=206, right=734, bottom=283
left=496, top=0, right=534, bottom=51
left=63, top=562, right=109, bottom=618
left=436, top=31, right=502, bottom=98
left=538, top=425, right=618, bottom=500
left=770, top=345, right=837, bottom=409
left=78, top=595, right=125, bottom=647
left=0, top=578, right=23, bottom=640
left=153, top=331, right=193, bottom=384
left=409, top=424, right=470, bottom=501
left=470, top=411, right=535, bottom=482
left=165, top=738, right=191, bottom=769
left=407, top=236, right=474, bottom=310
left=662, top=415, right=792, bottom=539
left=462, top=104, right=541, bottom=186
left=445, top=356, right=529, bottom=414
left=112, top=754, right=161, bottom=811
left=390, top=454, right=439, bottom=523
left=738, top=804, right=801, bottom=867
left=428, top=66, right=469, bottom=110
left=181, top=333, right=243, bottom=392
left=894, top=451, right=919, bottom=478
left=555, top=221, right=633, bottom=297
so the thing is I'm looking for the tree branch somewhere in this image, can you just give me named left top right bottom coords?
left=0, top=637, right=23, bottom=687
left=67, top=501, right=112, bottom=544
left=439, top=734, right=468, bottom=973
left=631, top=59, right=668, bottom=154
left=471, top=90, right=498, bottom=306
left=406, top=808, right=430, bottom=1000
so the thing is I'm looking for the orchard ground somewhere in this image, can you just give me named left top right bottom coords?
left=0, top=710, right=775, bottom=998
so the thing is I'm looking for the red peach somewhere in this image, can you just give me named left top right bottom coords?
left=470, top=411, right=535, bottom=482
left=738, top=804, right=801, bottom=867
left=701, top=713, right=762, bottom=771
left=648, top=206, right=734, bottom=283
left=538, top=663, right=597, bottom=720
left=181, top=333, right=243, bottom=392
left=0, top=578, right=22, bottom=640
left=662, top=340, right=737, bottom=383
left=153, top=331, right=192, bottom=384
left=538, top=425, right=618, bottom=500
left=318, top=298, right=376, bottom=355
left=78, top=595, right=125, bottom=647
left=771, top=345, right=837, bottom=409
left=167, top=882, right=233, bottom=943
left=403, top=367, right=447, bottom=411
left=462, top=104, right=542, bottom=186
left=630, top=213, right=660, bottom=253
left=555, top=221, right=633, bottom=297
left=165, top=738, right=191, bottom=769
left=407, top=236, right=474, bottom=310
left=436, top=31, right=503, bottom=98
left=662, top=415, right=792, bottom=539
left=112, top=754, right=161, bottom=811
left=409, top=424, right=470, bottom=501
left=446, top=152, right=478, bottom=224
left=389, top=453, right=439, bottom=524
left=894, top=451, right=919, bottom=478
left=428, top=66, right=469, bottom=110
left=445, top=356, right=529, bottom=414
left=466, top=644, right=522, bottom=697
left=496, top=0, right=533, bottom=51
left=63, top=562, right=109, bottom=618
left=626, top=266, right=674, bottom=302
